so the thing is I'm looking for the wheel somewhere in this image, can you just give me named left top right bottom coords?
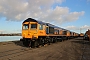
left=41, top=39, right=45, bottom=46
left=32, top=40, right=39, bottom=48
left=51, top=38, right=54, bottom=43
left=46, top=38, right=50, bottom=45
left=53, top=37, right=57, bottom=43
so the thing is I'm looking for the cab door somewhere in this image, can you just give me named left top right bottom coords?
left=38, top=24, right=46, bottom=36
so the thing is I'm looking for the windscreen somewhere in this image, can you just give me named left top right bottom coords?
left=31, top=24, right=37, bottom=29
left=23, top=24, right=29, bottom=30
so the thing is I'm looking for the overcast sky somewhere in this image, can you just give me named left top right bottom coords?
left=0, top=0, right=90, bottom=33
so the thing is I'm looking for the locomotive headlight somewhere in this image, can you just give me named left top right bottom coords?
left=23, top=33, right=26, bottom=37
left=32, top=35, right=37, bottom=39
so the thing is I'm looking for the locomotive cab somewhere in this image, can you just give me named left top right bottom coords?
left=22, top=22, right=38, bottom=39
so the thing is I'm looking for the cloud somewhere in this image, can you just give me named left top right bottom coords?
left=81, top=25, right=90, bottom=30
left=66, top=25, right=79, bottom=30
left=0, top=30, right=4, bottom=32
left=0, top=30, right=5, bottom=33
left=13, top=29, right=21, bottom=33
left=0, top=0, right=84, bottom=24
left=87, top=0, right=90, bottom=2
left=65, top=25, right=90, bottom=33
left=66, top=25, right=90, bottom=30
left=0, top=29, right=21, bottom=34
left=65, top=11, right=84, bottom=22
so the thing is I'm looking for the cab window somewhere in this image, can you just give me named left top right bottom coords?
left=23, top=24, right=29, bottom=29
left=31, top=24, right=37, bottom=29
left=39, top=24, right=43, bottom=30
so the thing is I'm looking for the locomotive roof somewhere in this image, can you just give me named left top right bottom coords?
left=23, top=18, right=73, bottom=33
left=46, top=23, right=72, bottom=32
left=23, top=18, right=46, bottom=24
left=46, top=23, right=64, bottom=30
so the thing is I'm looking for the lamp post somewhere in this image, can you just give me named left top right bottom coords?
left=80, top=28, right=81, bottom=34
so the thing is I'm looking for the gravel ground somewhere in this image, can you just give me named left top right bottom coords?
left=0, top=37, right=90, bottom=60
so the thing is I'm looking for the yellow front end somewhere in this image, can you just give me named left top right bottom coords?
left=22, top=22, right=38, bottom=39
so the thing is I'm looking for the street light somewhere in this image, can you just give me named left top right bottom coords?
left=80, top=28, right=81, bottom=34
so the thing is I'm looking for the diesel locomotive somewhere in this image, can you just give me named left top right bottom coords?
left=84, top=29, right=90, bottom=41
left=20, top=18, right=79, bottom=47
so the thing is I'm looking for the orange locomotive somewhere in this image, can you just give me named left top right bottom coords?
left=20, top=18, right=79, bottom=47
left=84, top=29, right=90, bottom=41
